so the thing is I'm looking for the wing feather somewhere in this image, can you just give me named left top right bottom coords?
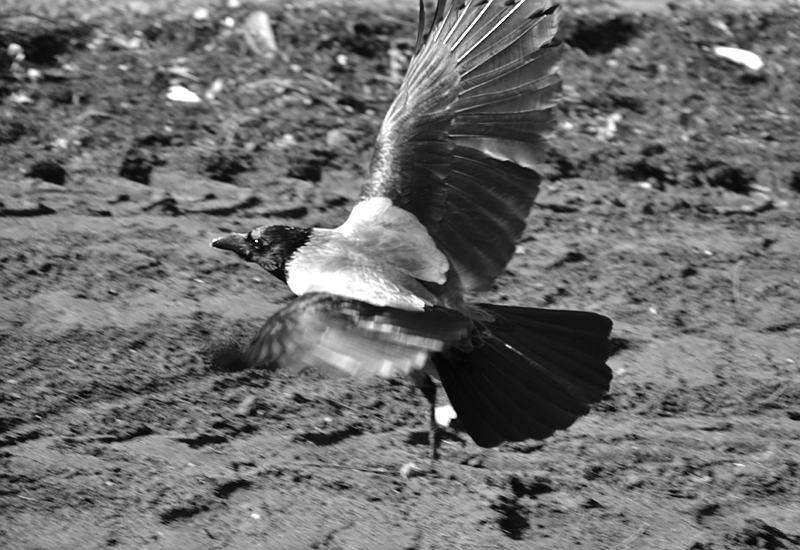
left=359, top=0, right=562, bottom=294
left=241, top=293, right=471, bottom=379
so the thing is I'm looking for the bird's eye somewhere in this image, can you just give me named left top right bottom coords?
left=252, top=238, right=262, bottom=248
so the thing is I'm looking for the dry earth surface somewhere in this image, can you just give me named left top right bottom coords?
left=2, top=1, right=800, bottom=549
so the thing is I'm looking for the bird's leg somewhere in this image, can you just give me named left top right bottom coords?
left=408, top=370, right=439, bottom=461
left=426, top=383, right=439, bottom=462
left=419, top=375, right=439, bottom=461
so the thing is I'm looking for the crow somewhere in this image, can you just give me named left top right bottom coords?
left=211, top=0, right=613, bottom=459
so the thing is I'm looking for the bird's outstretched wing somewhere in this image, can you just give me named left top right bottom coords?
left=358, top=0, right=562, bottom=293
left=241, top=292, right=471, bottom=378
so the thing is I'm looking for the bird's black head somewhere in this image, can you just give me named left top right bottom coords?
left=211, top=225, right=311, bottom=281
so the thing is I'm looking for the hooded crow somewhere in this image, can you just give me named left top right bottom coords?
left=212, top=0, right=613, bottom=458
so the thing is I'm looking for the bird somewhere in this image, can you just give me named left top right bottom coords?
left=211, top=0, right=613, bottom=459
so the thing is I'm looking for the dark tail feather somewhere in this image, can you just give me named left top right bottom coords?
left=434, top=305, right=613, bottom=448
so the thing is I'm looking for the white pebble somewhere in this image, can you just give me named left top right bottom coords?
left=167, top=85, right=202, bottom=103
left=713, top=46, right=764, bottom=71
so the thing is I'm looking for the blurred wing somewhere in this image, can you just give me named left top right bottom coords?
left=359, top=0, right=562, bottom=292
left=242, top=293, right=471, bottom=378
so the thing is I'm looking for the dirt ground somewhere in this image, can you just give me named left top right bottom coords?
left=2, top=1, right=800, bottom=548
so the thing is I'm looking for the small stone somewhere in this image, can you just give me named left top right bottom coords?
left=243, top=11, right=278, bottom=57
left=624, top=473, right=645, bottom=488
left=236, top=395, right=258, bottom=417
left=464, top=455, right=485, bottom=468
left=399, top=462, right=425, bottom=478
left=581, top=497, right=603, bottom=509
left=166, top=85, right=201, bottom=104
left=325, top=128, right=350, bottom=149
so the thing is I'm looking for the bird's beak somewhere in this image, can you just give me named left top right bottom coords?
left=210, top=232, right=250, bottom=259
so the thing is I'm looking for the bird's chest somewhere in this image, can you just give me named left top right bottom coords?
left=285, top=235, right=436, bottom=310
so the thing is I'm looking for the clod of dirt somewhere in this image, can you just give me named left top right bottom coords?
left=559, top=13, right=642, bottom=54
left=583, top=463, right=614, bottom=481
left=618, top=157, right=674, bottom=185
left=119, top=147, right=163, bottom=185
left=607, top=91, right=648, bottom=113
left=693, top=502, right=722, bottom=524
left=337, top=94, right=369, bottom=113
left=508, top=473, right=554, bottom=498
left=545, top=148, right=579, bottom=180
left=327, top=17, right=405, bottom=59
left=492, top=494, right=530, bottom=540
left=95, top=423, right=154, bottom=443
left=582, top=498, right=603, bottom=509
left=704, top=164, right=755, bottom=194
left=0, top=198, right=55, bottom=216
left=203, top=149, right=254, bottom=183
left=183, top=193, right=260, bottom=215
left=141, top=193, right=180, bottom=215
left=26, top=160, right=67, bottom=185
left=548, top=250, right=587, bottom=269
left=726, top=518, right=800, bottom=549
left=487, top=474, right=554, bottom=539
left=0, top=17, right=93, bottom=65
left=789, top=170, right=800, bottom=193
left=0, top=427, right=40, bottom=448
left=158, top=501, right=211, bottom=524
left=285, top=148, right=336, bottom=183
left=205, top=339, right=248, bottom=372
left=294, top=424, right=363, bottom=445
left=213, top=479, right=253, bottom=499
left=0, top=120, right=26, bottom=144
left=176, top=432, right=229, bottom=448
left=249, top=203, right=308, bottom=218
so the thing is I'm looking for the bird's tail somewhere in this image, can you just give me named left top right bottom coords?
left=433, top=304, right=613, bottom=448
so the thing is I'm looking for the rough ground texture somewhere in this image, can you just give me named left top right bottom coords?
left=2, top=1, right=800, bottom=548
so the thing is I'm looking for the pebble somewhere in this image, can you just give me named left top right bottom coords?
left=325, top=128, right=350, bottom=149
left=236, top=395, right=258, bottom=417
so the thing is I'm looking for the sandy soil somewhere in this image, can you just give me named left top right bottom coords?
left=2, top=1, right=800, bottom=549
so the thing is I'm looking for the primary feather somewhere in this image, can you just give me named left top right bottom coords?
left=360, top=0, right=563, bottom=293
